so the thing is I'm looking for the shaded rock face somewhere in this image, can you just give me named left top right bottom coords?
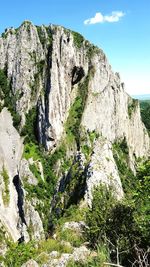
left=0, top=108, right=24, bottom=241
left=0, top=21, right=149, bottom=242
left=0, top=108, right=44, bottom=242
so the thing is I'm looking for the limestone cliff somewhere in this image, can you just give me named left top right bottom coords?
left=0, top=21, right=149, bottom=244
left=0, top=108, right=44, bottom=243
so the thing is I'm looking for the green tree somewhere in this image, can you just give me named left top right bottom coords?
left=140, top=100, right=150, bottom=134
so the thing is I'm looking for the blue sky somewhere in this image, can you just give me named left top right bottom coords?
left=0, top=0, right=150, bottom=95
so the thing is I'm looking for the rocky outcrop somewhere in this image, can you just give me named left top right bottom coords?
left=21, top=246, right=91, bottom=267
left=0, top=21, right=149, bottom=245
left=81, top=69, right=149, bottom=161
left=0, top=108, right=24, bottom=241
left=84, top=137, right=124, bottom=206
left=0, top=21, right=149, bottom=154
left=24, top=201, right=44, bottom=241
left=0, top=108, right=44, bottom=242
left=0, top=22, right=89, bottom=150
left=21, top=259, right=39, bottom=267
left=62, top=221, right=87, bottom=233
left=20, top=159, right=38, bottom=185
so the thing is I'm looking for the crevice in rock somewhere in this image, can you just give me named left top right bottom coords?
left=13, top=173, right=26, bottom=226
left=38, top=42, right=55, bottom=149
left=71, top=66, right=85, bottom=86
left=45, top=45, right=52, bottom=125
left=18, top=236, right=25, bottom=244
left=50, top=153, right=88, bottom=230
left=60, top=35, right=63, bottom=60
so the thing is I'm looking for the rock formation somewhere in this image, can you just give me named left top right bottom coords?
left=0, top=21, right=149, bottom=247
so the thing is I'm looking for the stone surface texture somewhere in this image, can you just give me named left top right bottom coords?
left=0, top=21, right=149, bottom=243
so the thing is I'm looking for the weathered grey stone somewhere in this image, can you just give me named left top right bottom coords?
left=0, top=108, right=44, bottom=242
left=0, top=108, right=24, bottom=241
left=81, top=69, right=150, bottom=160
left=84, top=138, right=124, bottom=206
left=24, top=201, right=45, bottom=241
left=0, top=21, right=149, bottom=248
left=49, top=251, right=60, bottom=258
left=44, top=253, right=72, bottom=267
left=42, top=246, right=91, bottom=267
left=21, top=259, right=39, bottom=267
left=0, top=22, right=149, bottom=156
left=20, top=159, right=38, bottom=185
left=72, top=246, right=90, bottom=262
left=62, top=221, right=87, bottom=233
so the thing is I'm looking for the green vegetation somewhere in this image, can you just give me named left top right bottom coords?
left=3, top=241, right=36, bottom=267
left=50, top=132, right=98, bottom=220
left=86, top=171, right=150, bottom=266
left=72, top=31, right=84, bottom=49
left=88, top=131, right=99, bottom=144
left=3, top=238, right=72, bottom=266
left=0, top=68, right=21, bottom=129
left=84, top=139, right=149, bottom=265
left=65, top=75, right=89, bottom=148
left=21, top=107, right=38, bottom=143
left=14, top=21, right=32, bottom=35
left=0, top=224, right=9, bottom=252
left=80, top=130, right=99, bottom=160
left=22, top=141, right=67, bottom=232
left=52, top=204, right=87, bottom=249
left=67, top=245, right=109, bottom=267
left=37, top=237, right=72, bottom=254
left=23, top=142, right=40, bottom=160
left=29, top=58, right=45, bottom=98
left=85, top=41, right=100, bottom=59
left=58, top=204, right=87, bottom=225
left=1, top=28, right=15, bottom=39
left=29, top=163, right=41, bottom=181
left=112, top=138, right=135, bottom=195
left=86, top=184, right=116, bottom=247
left=36, top=26, right=52, bottom=47
left=36, top=26, right=46, bottom=47
left=113, top=140, right=150, bottom=243
left=0, top=225, right=6, bottom=243
left=1, top=31, right=8, bottom=39
left=128, top=98, right=138, bottom=118
left=134, top=160, right=150, bottom=241
left=51, top=159, right=87, bottom=224
left=140, top=100, right=150, bottom=134
left=71, top=31, right=99, bottom=58
left=36, top=59, right=45, bottom=75
left=59, top=228, right=84, bottom=247
left=1, top=166, right=10, bottom=206
left=51, top=70, right=98, bottom=224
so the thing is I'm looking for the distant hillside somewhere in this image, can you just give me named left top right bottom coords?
left=133, top=94, right=150, bottom=100
left=140, top=99, right=150, bottom=134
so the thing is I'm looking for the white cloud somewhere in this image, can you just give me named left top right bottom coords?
left=84, top=11, right=125, bottom=25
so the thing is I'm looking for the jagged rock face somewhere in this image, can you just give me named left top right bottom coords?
left=0, top=108, right=44, bottom=242
left=0, top=23, right=44, bottom=125
left=84, top=138, right=124, bottom=206
left=19, top=159, right=38, bottom=186
left=41, top=26, right=89, bottom=149
left=0, top=21, right=150, bottom=244
left=81, top=67, right=150, bottom=159
left=0, top=21, right=149, bottom=154
left=0, top=108, right=23, bottom=241
left=0, top=22, right=89, bottom=149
